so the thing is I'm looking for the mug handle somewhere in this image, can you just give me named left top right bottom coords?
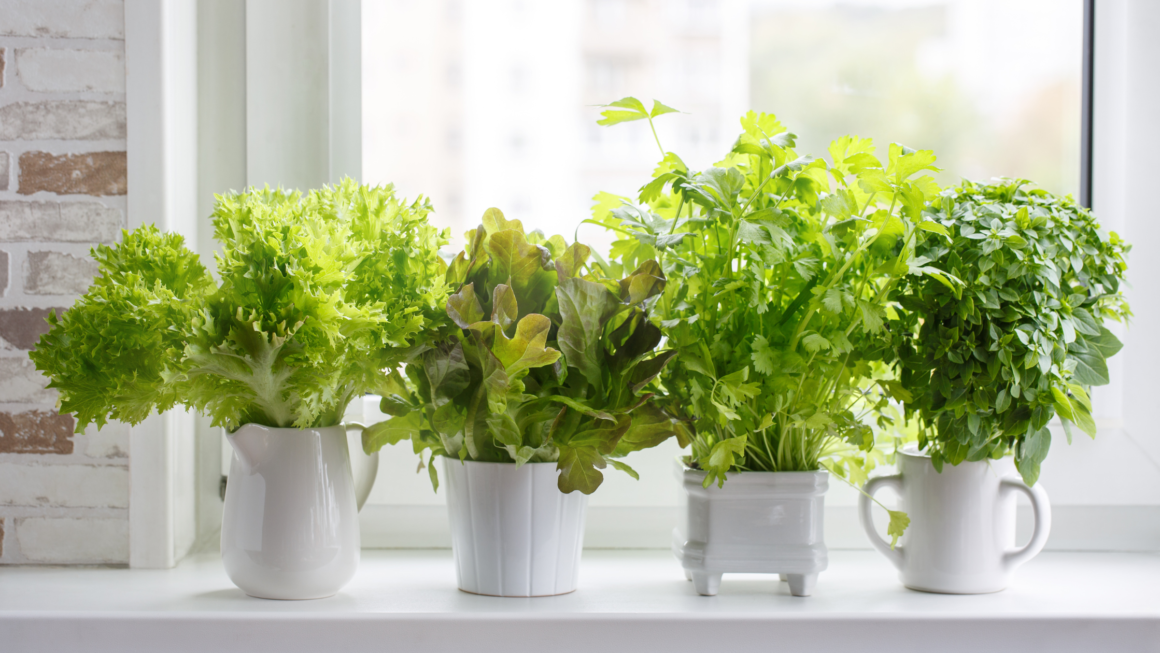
left=1000, top=478, right=1052, bottom=572
left=858, top=474, right=905, bottom=570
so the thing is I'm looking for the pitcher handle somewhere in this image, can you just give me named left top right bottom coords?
left=1001, top=478, right=1052, bottom=572
left=858, top=474, right=905, bottom=570
left=345, top=422, right=379, bottom=512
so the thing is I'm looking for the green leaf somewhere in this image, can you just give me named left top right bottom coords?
left=557, top=445, right=607, bottom=494
left=628, top=349, right=678, bottom=394
left=363, top=412, right=424, bottom=454
left=424, top=343, right=471, bottom=407
left=556, top=277, right=621, bottom=392
left=750, top=335, right=776, bottom=375
left=545, top=395, right=616, bottom=423
left=918, top=221, right=949, bottom=237
left=803, top=333, right=831, bottom=353
left=822, top=288, right=844, bottom=314
left=887, top=510, right=910, bottom=549
left=1015, top=425, right=1052, bottom=486
left=489, top=284, right=519, bottom=331
left=614, top=404, right=680, bottom=456
left=597, top=98, right=649, bottom=126
left=618, top=260, right=667, bottom=306
left=486, top=229, right=555, bottom=317
left=481, top=206, right=523, bottom=235
left=701, top=435, right=748, bottom=488
left=431, top=401, right=466, bottom=437
left=888, top=143, right=941, bottom=181
left=491, top=313, right=562, bottom=377
left=447, top=283, right=486, bottom=328
left=650, top=100, right=680, bottom=118
left=554, top=242, right=591, bottom=280
left=857, top=300, right=885, bottom=333
left=607, top=458, right=640, bottom=480
left=1070, top=343, right=1111, bottom=386
left=1070, top=308, right=1102, bottom=336
left=1087, top=326, right=1124, bottom=358
left=718, top=367, right=760, bottom=403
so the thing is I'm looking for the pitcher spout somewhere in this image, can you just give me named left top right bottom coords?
left=227, top=423, right=274, bottom=474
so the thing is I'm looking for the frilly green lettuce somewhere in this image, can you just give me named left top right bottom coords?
left=30, top=179, right=450, bottom=432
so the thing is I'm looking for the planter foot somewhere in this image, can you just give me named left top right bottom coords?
left=786, top=573, right=816, bottom=597
left=684, top=569, right=693, bottom=581
left=691, top=571, right=722, bottom=596
left=779, top=573, right=789, bottom=582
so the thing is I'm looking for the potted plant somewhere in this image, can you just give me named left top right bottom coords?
left=859, top=179, right=1130, bottom=593
left=592, top=99, right=942, bottom=596
left=362, top=209, right=683, bottom=597
left=29, top=180, right=449, bottom=599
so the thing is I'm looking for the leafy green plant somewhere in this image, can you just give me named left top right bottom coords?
left=30, top=179, right=450, bottom=432
left=591, top=98, right=964, bottom=545
left=362, top=208, right=684, bottom=495
left=887, top=180, right=1130, bottom=485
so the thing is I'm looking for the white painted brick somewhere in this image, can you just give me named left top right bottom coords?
left=0, top=357, right=56, bottom=404
left=0, top=462, right=128, bottom=508
left=0, top=152, right=8, bottom=192
left=24, top=251, right=98, bottom=295
left=16, top=517, right=128, bottom=564
left=16, top=48, right=124, bottom=94
left=0, top=101, right=125, bottom=141
left=0, top=201, right=122, bottom=243
left=0, top=0, right=124, bottom=40
left=84, top=421, right=128, bottom=459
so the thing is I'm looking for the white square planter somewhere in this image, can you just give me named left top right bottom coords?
left=672, top=460, right=829, bottom=597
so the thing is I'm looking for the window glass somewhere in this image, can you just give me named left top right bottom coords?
left=359, top=0, right=1085, bottom=515
left=364, top=0, right=1082, bottom=252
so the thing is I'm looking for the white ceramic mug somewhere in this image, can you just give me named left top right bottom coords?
left=859, top=446, right=1052, bottom=594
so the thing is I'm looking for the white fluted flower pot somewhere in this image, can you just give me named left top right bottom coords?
left=443, top=458, right=588, bottom=597
left=221, top=424, right=360, bottom=600
left=673, top=460, right=829, bottom=597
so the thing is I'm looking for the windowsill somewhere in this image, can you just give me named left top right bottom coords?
left=2, top=550, right=1157, bottom=652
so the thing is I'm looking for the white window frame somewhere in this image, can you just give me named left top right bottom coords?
left=127, top=0, right=1160, bottom=568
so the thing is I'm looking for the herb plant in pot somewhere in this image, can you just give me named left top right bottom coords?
left=593, top=100, right=944, bottom=596
left=30, top=181, right=449, bottom=599
left=362, top=209, right=682, bottom=597
left=860, top=180, right=1130, bottom=594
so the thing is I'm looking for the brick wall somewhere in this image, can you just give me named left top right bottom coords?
left=0, top=0, right=129, bottom=565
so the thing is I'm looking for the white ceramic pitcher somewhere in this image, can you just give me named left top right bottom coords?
left=221, top=424, right=361, bottom=600
left=859, top=446, right=1051, bottom=594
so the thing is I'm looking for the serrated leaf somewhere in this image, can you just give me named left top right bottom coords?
left=887, top=510, right=910, bottom=549
left=701, top=435, right=747, bottom=488
left=751, top=335, right=776, bottom=375
left=802, top=333, right=831, bottom=353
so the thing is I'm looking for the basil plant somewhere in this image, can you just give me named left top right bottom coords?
left=887, top=180, right=1130, bottom=485
left=362, top=209, right=684, bottom=495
